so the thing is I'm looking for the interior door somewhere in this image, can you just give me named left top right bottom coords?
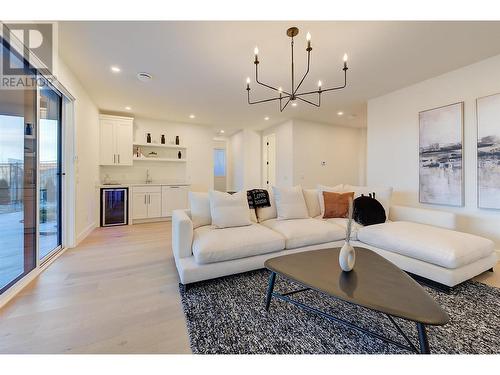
left=100, top=119, right=115, bottom=165
left=132, top=192, right=148, bottom=219
left=263, top=134, right=276, bottom=188
left=114, top=121, right=132, bottom=166
left=147, top=192, right=162, bottom=218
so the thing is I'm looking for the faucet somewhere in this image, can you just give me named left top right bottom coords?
left=146, top=169, right=152, bottom=184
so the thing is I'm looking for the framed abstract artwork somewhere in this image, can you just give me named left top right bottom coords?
left=477, top=93, right=500, bottom=209
left=418, top=102, right=464, bottom=206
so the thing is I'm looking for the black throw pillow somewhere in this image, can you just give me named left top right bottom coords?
left=353, top=193, right=386, bottom=226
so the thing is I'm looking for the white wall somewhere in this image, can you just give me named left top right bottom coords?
left=100, top=118, right=215, bottom=192
left=367, top=53, right=500, bottom=249
left=56, top=59, right=100, bottom=244
left=293, top=120, right=365, bottom=188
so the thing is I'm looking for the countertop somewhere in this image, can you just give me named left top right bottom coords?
left=98, top=182, right=190, bottom=188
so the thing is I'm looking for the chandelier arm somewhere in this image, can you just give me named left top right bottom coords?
left=248, top=90, right=291, bottom=105
left=280, top=97, right=292, bottom=112
left=255, top=63, right=291, bottom=96
left=296, top=95, right=320, bottom=107
left=295, top=69, right=347, bottom=97
left=293, top=50, right=311, bottom=96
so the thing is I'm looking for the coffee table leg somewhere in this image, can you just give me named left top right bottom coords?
left=416, top=323, right=430, bottom=354
left=265, top=272, right=276, bottom=311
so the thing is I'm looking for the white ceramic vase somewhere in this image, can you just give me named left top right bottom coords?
left=339, top=241, right=356, bottom=272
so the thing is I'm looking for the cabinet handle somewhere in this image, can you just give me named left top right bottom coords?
left=113, top=154, right=116, bottom=164
left=170, top=186, right=180, bottom=189
left=118, top=154, right=120, bottom=164
left=144, top=195, right=147, bottom=204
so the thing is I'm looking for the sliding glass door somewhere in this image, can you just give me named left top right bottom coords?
left=39, top=84, right=62, bottom=261
left=0, top=42, right=37, bottom=293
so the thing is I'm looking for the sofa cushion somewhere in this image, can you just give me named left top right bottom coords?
left=261, top=218, right=345, bottom=249
left=273, top=185, right=309, bottom=220
left=256, top=189, right=277, bottom=222
left=189, top=192, right=211, bottom=229
left=323, top=217, right=363, bottom=241
left=192, top=224, right=285, bottom=264
left=357, top=221, right=495, bottom=269
left=209, top=190, right=252, bottom=228
left=303, top=188, right=321, bottom=218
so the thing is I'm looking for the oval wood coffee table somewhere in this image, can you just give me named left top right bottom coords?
left=264, top=247, right=449, bottom=354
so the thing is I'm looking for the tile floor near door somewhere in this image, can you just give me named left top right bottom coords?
left=0, top=222, right=498, bottom=354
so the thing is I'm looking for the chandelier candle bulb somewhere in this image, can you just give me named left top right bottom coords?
left=318, top=80, right=322, bottom=91
left=254, top=47, right=259, bottom=63
left=343, top=53, right=348, bottom=69
left=246, top=77, right=250, bottom=90
left=306, top=32, right=312, bottom=50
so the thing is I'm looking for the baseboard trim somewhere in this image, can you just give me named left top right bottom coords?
left=0, top=246, right=69, bottom=310
left=75, top=222, right=96, bottom=246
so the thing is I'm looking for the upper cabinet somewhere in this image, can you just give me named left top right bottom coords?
left=99, top=115, right=133, bottom=166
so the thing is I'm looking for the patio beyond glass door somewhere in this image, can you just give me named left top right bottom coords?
left=0, top=42, right=37, bottom=293
left=38, top=84, right=62, bottom=261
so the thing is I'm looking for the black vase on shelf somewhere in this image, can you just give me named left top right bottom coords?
left=175, top=136, right=180, bottom=145
left=25, top=123, right=33, bottom=136
left=161, top=134, right=165, bottom=144
left=178, top=151, right=182, bottom=159
left=146, top=133, right=152, bottom=143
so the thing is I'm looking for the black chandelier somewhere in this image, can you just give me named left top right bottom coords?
left=246, top=26, right=348, bottom=112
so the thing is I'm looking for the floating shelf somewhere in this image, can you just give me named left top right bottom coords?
left=133, top=157, right=186, bottom=163
left=133, top=142, right=187, bottom=149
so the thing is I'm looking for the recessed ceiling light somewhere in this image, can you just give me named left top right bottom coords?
left=337, top=111, right=344, bottom=116
left=111, top=66, right=121, bottom=73
left=220, top=130, right=225, bottom=134
left=291, top=102, right=298, bottom=107
left=125, top=106, right=132, bottom=110
left=264, top=116, right=270, bottom=121
left=137, top=72, right=153, bottom=82
left=189, top=114, right=196, bottom=119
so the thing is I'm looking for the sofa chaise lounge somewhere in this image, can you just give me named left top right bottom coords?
left=172, top=186, right=497, bottom=291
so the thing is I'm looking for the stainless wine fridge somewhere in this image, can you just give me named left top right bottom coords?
left=101, top=188, right=128, bottom=227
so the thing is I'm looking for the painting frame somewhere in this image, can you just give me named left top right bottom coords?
left=418, top=102, right=464, bottom=207
left=476, top=92, right=500, bottom=210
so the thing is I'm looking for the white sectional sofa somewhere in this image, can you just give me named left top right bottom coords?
left=172, top=186, right=497, bottom=290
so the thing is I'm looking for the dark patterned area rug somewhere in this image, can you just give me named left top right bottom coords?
left=179, top=269, right=500, bottom=354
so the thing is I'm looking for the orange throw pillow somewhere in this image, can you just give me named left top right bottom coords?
left=322, top=191, right=354, bottom=219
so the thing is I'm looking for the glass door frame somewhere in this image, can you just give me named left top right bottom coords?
left=36, top=76, right=64, bottom=265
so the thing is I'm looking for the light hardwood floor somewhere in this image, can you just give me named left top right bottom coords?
left=0, top=222, right=191, bottom=354
left=0, top=222, right=498, bottom=353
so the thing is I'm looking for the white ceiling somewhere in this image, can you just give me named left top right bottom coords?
left=59, top=21, right=500, bottom=132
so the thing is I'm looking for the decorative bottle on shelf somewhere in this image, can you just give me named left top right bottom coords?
left=146, top=133, right=152, bottom=143
left=178, top=151, right=182, bottom=159
left=161, top=134, right=166, bottom=144
left=339, top=197, right=356, bottom=272
left=25, top=123, right=33, bottom=136
left=175, top=136, right=180, bottom=145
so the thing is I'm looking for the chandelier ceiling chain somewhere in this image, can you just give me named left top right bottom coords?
left=245, top=27, right=348, bottom=112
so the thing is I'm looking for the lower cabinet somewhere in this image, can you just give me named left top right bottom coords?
left=131, top=185, right=188, bottom=221
left=131, top=186, right=162, bottom=220
left=161, top=186, right=189, bottom=217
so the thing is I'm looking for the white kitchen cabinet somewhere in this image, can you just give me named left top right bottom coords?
left=99, top=115, right=133, bottom=166
left=131, top=186, right=162, bottom=219
left=161, top=186, right=189, bottom=217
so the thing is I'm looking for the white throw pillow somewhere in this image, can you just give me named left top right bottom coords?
left=343, top=184, right=393, bottom=219
left=189, top=192, right=211, bottom=229
left=303, top=188, right=321, bottom=218
left=272, top=185, right=309, bottom=220
left=256, top=189, right=277, bottom=222
left=209, top=191, right=252, bottom=228
left=317, top=184, right=344, bottom=217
